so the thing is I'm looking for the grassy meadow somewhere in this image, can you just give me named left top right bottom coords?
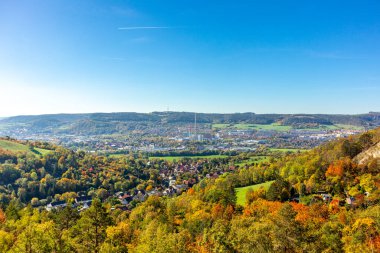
left=235, top=181, right=275, bottom=206
left=269, top=148, right=307, bottom=153
left=0, top=139, right=50, bottom=155
left=212, top=123, right=364, bottom=131
left=235, top=156, right=269, bottom=166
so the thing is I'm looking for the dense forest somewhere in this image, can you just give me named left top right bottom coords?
left=0, top=127, right=380, bottom=252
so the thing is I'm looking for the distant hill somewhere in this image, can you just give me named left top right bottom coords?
left=0, top=111, right=379, bottom=136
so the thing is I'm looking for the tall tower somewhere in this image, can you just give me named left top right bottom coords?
left=194, top=112, right=197, bottom=140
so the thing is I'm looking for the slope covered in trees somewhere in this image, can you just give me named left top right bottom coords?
left=0, top=128, right=380, bottom=252
left=1, top=111, right=380, bottom=136
left=0, top=137, right=239, bottom=210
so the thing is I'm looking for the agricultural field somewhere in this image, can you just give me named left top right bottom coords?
left=212, top=123, right=364, bottom=131
left=235, top=156, right=269, bottom=166
left=34, top=147, right=52, bottom=155
left=0, top=139, right=31, bottom=153
left=108, top=153, right=128, bottom=158
left=211, top=123, right=233, bottom=129
left=291, top=124, right=363, bottom=131
left=212, top=123, right=292, bottom=131
left=238, top=123, right=292, bottom=131
left=269, top=148, right=307, bottom=153
left=235, top=181, right=275, bottom=206
left=0, top=139, right=50, bottom=155
left=335, top=124, right=365, bottom=130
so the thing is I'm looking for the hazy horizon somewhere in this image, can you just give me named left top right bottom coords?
left=1, top=1, right=379, bottom=116
left=1, top=110, right=379, bottom=119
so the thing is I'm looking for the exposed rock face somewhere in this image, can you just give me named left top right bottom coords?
left=354, top=141, right=380, bottom=165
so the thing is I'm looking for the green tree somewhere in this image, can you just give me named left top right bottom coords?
left=266, top=179, right=290, bottom=201
left=100, top=221, right=132, bottom=253
left=10, top=209, right=56, bottom=253
left=5, top=199, right=22, bottom=220
left=319, top=221, right=344, bottom=253
left=71, top=199, right=113, bottom=252
left=0, top=230, right=13, bottom=252
left=270, top=203, right=303, bottom=252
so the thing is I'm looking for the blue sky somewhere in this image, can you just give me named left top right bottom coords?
left=0, top=0, right=379, bottom=116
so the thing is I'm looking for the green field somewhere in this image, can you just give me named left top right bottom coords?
left=235, top=181, right=275, bottom=206
left=149, top=155, right=229, bottom=161
left=212, top=123, right=233, bottom=129
left=34, top=147, right=52, bottom=155
left=212, top=123, right=292, bottom=131
left=291, top=124, right=360, bottom=131
left=335, top=124, right=364, bottom=130
left=108, top=154, right=128, bottom=158
left=269, top=148, right=307, bottom=153
left=0, top=140, right=31, bottom=153
left=0, top=140, right=50, bottom=155
left=212, top=123, right=364, bottom=132
left=235, top=156, right=269, bottom=166
left=240, top=123, right=292, bottom=131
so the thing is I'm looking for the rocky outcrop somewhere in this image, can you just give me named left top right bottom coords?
left=354, top=141, right=380, bottom=165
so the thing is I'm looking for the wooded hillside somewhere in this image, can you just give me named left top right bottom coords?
left=0, top=128, right=380, bottom=252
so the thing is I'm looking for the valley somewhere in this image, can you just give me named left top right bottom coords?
left=2, top=0, right=379, bottom=251
left=1, top=112, right=378, bottom=157
left=1, top=124, right=380, bottom=252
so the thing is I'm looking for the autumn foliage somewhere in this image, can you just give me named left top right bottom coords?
left=0, top=209, right=5, bottom=223
left=325, top=160, right=345, bottom=178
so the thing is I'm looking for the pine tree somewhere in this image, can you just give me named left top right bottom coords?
left=71, top=199, right=113, bottom=252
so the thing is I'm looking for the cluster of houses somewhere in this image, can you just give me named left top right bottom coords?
left=111, top=162, right=233, bottom=208
left=114, top=183, right=190, bottom=207
left=44, top=160, right=234, bottom=212
left=45, top=195, right=93, bottom=212
left=307, top=191, right=371, bottom=207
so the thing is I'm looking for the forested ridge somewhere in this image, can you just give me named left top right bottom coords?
left=1, top=128, right=380, bottom=252
left=4, top=111, right=380, bottom=125
left=1, top=111, right=380, bottom=136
